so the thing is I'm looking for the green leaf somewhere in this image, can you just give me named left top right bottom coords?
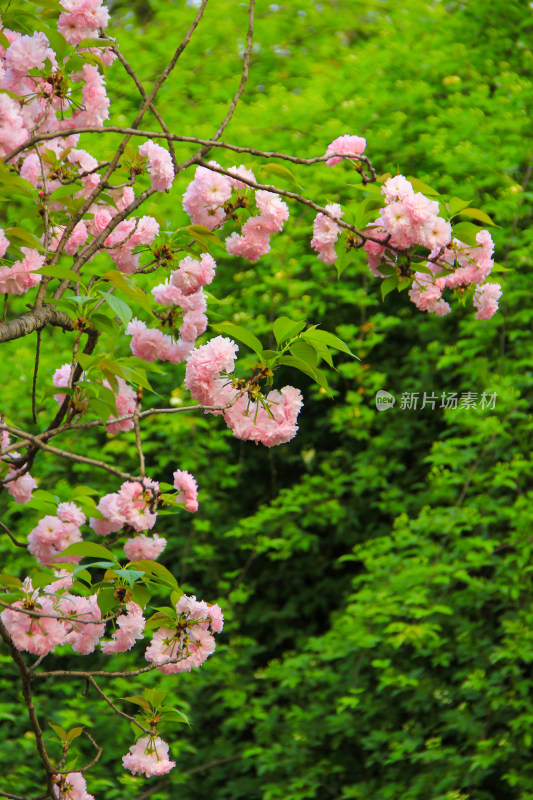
left=38, top=265, right=84, bottom=285
left=277, top=355, right=329, bottom=390
left=49, top=724, right=67, bottom=742
left=289, top=341, right=318, bottom=367
left=130, top=560, right=179, bottom=590
left=183, top=225, right=224, bottom=251
left=381, top=275, right=398, bottom=300
left=159, top=707, right=190, bottom=726
left=77, top=37, right=109, bottom=47
left=101, top=292, right=133, bottom=327
left=259, top=163, right=301, bottom=188
left=302, top=329, right=356, bottom=357
left=491, top=262, right=512, bottom=273
left=447, top=196, right=472, bottom=216
left=408, top=178, right=440, bottom=197
left=272, top=316, right=306, bottom=345
left=60, top=542, right=117, bottom=560
left=122, top=695, right=151, bottom=712
left=451, top=221, right=483, bottom=246
left=5, top=227, right=44, bottom=251
left=97, top=587, right=117, bottom=616
left=211, top=322, right=263, bottom=356
left=144, top=688, right=168, bottom=708
left=65, top=727, right=84, bottom=744
left=458, top=207, right=496, bottom=226
left=131, top=583, right=151, bottom=609
left=0, top=574, right=23, bottom=588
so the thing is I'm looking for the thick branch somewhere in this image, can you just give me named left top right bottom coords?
left=0, top=305, right=76, bottom=344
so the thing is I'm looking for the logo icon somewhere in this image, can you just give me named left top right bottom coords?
left=375, top=390, right=395, bottom=411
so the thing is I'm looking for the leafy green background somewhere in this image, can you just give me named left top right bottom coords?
left=1, top=0, right=532, bottom=797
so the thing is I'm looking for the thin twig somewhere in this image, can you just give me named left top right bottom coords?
left=0, top=423, right=136, bottom=482
left=53, top=730, right=103, bottom=775
left=0, top=520, right=27, bottom=548
left=211, top=0, right=255, bottom=142
left=87, top=676, right=151, bottom=734
left=31, top=330, right=41, bottom=424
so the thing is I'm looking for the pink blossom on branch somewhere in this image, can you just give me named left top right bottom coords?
left=122, top=736, right=175, bottom=778
left=0, top=247, right=44, bottom=295
left=138, top=140, right=175, bottom=192
left=53, top=771, right=95, bottom=800
left=173, top=469, right=198, bottom=512
left=101, top=601, right=145, bottom=654
left=325, top=134, right=367, bottom=167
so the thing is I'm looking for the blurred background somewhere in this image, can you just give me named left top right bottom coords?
left=1, top=0, right=532, bottom=797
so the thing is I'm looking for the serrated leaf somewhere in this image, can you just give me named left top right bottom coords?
left=60, top=542, right=117, bottom=560
left=96, top=587, right=117, bottom=616
left=458, top=207, right=496, bottom=226
left=277, top=355, right=329, bottom=390
left=183, top=225, right=223, bottom=251
left=131, top=584, right=151, bottom=609
left=452, top=221, right=483, bottom=247
left=123, top=695, right=152, bottom=711
left=212, top=322, right=263, bottom=356
left=447, top=196, right=472, bottom=216
left=6, top=227, right=44, bottom=251
left=289, top=341, right=318, bottom=367
left=38, top=265, right=84, bottom=285
left=0, top=574, right=23, bottom=588
left=272, top=316, right=306, bottom=345
left=101, top=293, right=133, bottom=326
left=130, top=560, right=179, bottom=589
left=259, top=163, right=301, bottom=189
left=159, top=707, right=190, bottom=725
left=49, top=724, right=67, bottom=742
left=65, top=727, right=84, bottom=744
left=302, top=329, right=355, bottom=357
left=381, top=275, right=398, bottom=299
left=408, top=178, right=440, bottom=197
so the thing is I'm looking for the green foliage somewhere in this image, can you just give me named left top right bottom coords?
left=1, top=0, right=532, bottom=797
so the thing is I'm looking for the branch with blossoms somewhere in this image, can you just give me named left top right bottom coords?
left=0, top=0, right=504, bottom=796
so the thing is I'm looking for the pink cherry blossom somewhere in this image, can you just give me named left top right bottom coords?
left=90, top=492, right=125, bottom=536
left=124, top=533, right=167, bottom=561
left=54, top=771, right=95, bottom=800
left=122, top=736, right=175, bottom=777
left=184, top=335, right=239, bottom=407
left=101, top=601, right=145, bottom=654
left=57, top=502, right=86, bottom=527
left=62, top=594, right=105, bottom=655
left=0, top=247, right=44, bottom=295
left=473, top=282, right=502, bottom=320
left=117, top=479, right=159, bottom=531
left=311, top=203, right=343, bottom=264
left=173, top=469, right=198, bottom=512
left=325, top=134, right=367, bottom=167
left=27, top=515, right=83, bottom=566
left=170, top=253, right=216, bottom=295
left=138, top=140, right=174, bottom=192
left=1, top=596, right=67, bottom=656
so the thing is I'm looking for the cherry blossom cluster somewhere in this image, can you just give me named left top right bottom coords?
left=408, top=228, right=501, bottom=318
left=122, top=736, right=175, bottom=778
left=184, top=335, right=303, bottom=446
left=145, top=593, right=224, bottom=674
left=151, top=252, right=216, bottom=343
left=0, top=431, right=37, bottom=505
left=183, top=162, right=289, bottom=261
left=54, top=770, right=94, bottom=800
left=1, top=573, right=222, bottom=670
